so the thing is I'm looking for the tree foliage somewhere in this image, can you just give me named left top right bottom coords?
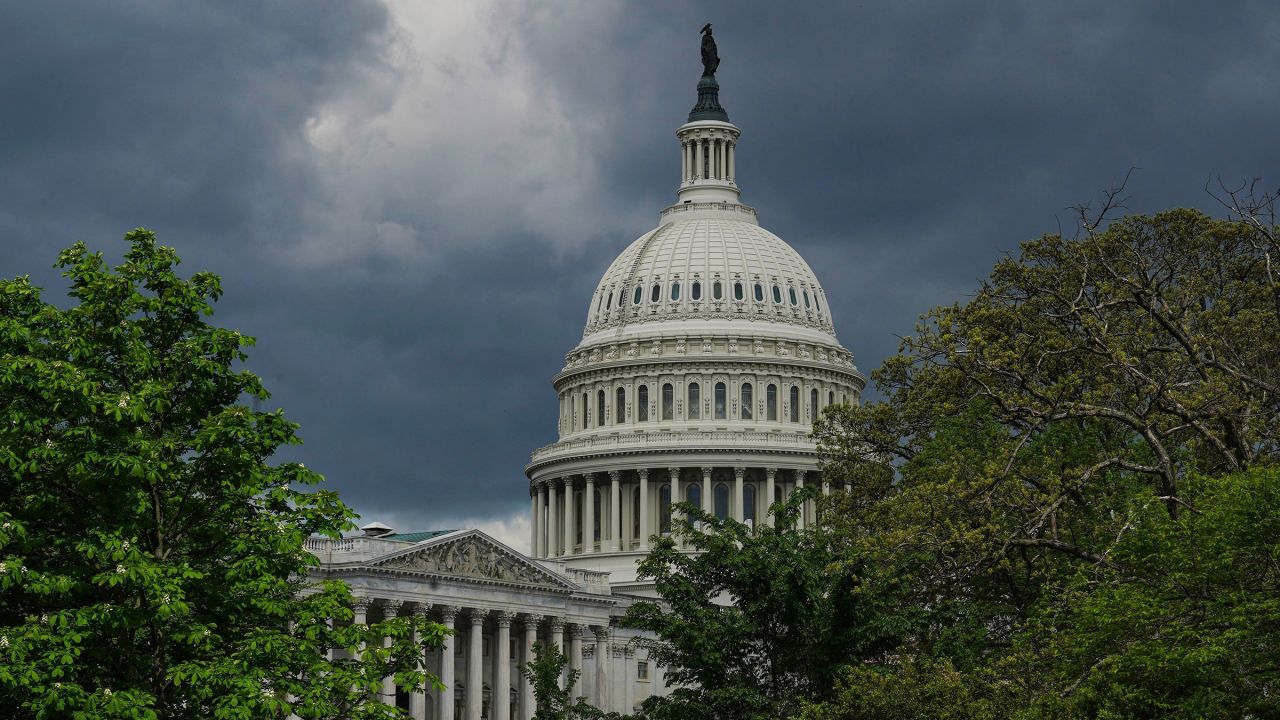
left=812, top=200, right=1280, bottom=717
left=522, top=642, right=603, bottom=720
left=0, top=230, right=447, bottom=719
left=622, top=494, right=907, bottom=720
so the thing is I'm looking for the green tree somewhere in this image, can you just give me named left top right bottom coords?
left=813, top=202, right=1280, bottom=717
left=0, top=230, right=447, bottom=719
left=622, top=493, right=907, bottom=720
left=522, top=642, right=602, bottom=720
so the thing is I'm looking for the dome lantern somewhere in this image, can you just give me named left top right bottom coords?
left=672, top=24, right=743, bottom=209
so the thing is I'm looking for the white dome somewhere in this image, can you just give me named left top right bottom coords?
left=580, top=215, right=838, bottom=348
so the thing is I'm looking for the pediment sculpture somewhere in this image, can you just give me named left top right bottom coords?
left=379, top=536, right=559, bottom=587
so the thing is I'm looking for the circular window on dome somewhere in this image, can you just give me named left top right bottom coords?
left=753, top=283, right=764, bottom=302
left=671, top=282, right=680, bottom=301
left=803, top=290, right=811, bottom=309
left=771, top=285, right=782, bottom=304
left=651, top=284, right=661, bottom=303
left=713, top=281, right=723, bottom=300
left=734, top=282, right=744, bottom=301
left=633, top=286, right=643, bottom=305
left=788, top=287, right=798, bottom=306
left=691, top=281, right=701, bottom=301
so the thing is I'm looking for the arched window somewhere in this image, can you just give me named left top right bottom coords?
left=605, top=291, right=612, bottom=310
left=662, top=383, right=674, bottom=420
left=713, top=280, right=723, bottom=300
left=810, top=388, right=819, bottom=422
left=671, top=282, right=681, bottom=301
left=803, top=290, right=811, bottom=309
left=744, top=484, right=757, bottom=525
left=714, top=382, right=727, bottom=419
left=829, top=390, right=835, bottom=406
left=733, top=281, right=744, bottom=301
left=789, top=386, right=800, bottom=422
left=596, top=293, right=604, bottom=313
left=788, top=287, right=798, bottom=306
left=651, top=283, right=661, bottom=303
left=740, top=383, right=753, bottom=420
left=593, top=488, right=602, bottom=542
left=772, top=284, right=783, bottom=304
left=633, top=486, right=641, bottom=540
left=714, top=483, right=729, bottom=519
left=616, top=387, right=626, bottom=424
left=753, top=283, right=764, bottom=302
left=691, top=281, right=701, bottom=300
left=597, top=389, right=606, bottom=427
left=575, top=491, right=583, bottom=546
left=815, top=295, right=822, bottom=314
left=638, top=385, right=649, bottom=421
left=633, top=286, right=643, bottom=305
left=687, top=382, right=701, bottom=419
left=582, top=392, right=589, bottom=429
left=659, top=484, right=671, bottom=533
left=686, top=482, right=701, bottom=508
left=618, top=288, right=626, bottom=307
left=767, top=383, right=778, bottom=421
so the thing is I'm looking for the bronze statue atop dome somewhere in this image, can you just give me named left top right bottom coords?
left=700, top=23, right=719, bottom=77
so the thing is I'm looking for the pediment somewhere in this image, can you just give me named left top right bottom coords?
left=370, top=530, right=577, bottom=591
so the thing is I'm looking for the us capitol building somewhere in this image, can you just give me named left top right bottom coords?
left=308, top=28, right=864, bottom=720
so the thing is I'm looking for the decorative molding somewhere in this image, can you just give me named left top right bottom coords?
left=370, top=532, right=576, bottom=591
left=495, top=611, right=517, bottom=628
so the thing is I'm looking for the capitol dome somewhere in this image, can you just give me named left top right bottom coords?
left=526, top=55, right=863, bottom=594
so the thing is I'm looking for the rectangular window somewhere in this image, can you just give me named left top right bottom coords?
left=714, top=382, right=726, bottom=419
left=740, top=383, right=753, bottom=420
left=662, top=383, right=674, bottom=420
left=637, top=661, right=650, bottom=681
left=688, top=383, right=701, bottom=419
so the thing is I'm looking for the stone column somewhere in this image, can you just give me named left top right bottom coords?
left=521, top=615, right=541, bottom=720
left=531, top=485, right=540, bottom=557
left=733, top=467, right=745, bottom=522
left=410, top=605, right=432, bottom=720
left=494, top=611, right=515, bottom=720
left=728, top=140, right=735, bottom=182
left=550, top=617, right=566, bottom=688
left=795, top=470, right=808, bottom=529
left=381, top=600, right=404, bottom=706
left=609, top=471, right=622, bottom=551
left=593, top=627, right=611, bottom=710
left=546, top=480, right=558, bottom=557
left=638, top=469, right=650, bottom=551
left=765, top=468, right=777, bottom=528
left=701, top=467, right=713, bottom=520
left=439, top=606, right=460, bottom=720
left=693, top=138, right=702, bottom=180
left=562, top=477, right=574, bottom=556
left=466, top=608, right=487, bottom=720
left=568, top=624, right=584, bottom=695
left=584, top=473, right=596, bottom=554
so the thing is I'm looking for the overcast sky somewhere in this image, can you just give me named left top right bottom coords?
left=4, top=1, right=1277, bottom=550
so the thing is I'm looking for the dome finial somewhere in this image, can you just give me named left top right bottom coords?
left=689, top=25, right=728, bottom=122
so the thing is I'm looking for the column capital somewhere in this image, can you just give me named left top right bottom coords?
left=637, top=468, right=650, bottom=480
left=584, top=473, right=596, bottom=484
left=439, top=605, right=462, bottom=623
left=795, top=469, right=808, bottom=482
left=411, top=603, right=432, bottom=618
left=667, top=466, right=681, bottom=478
left=523, top=613, right=544, bottom=629
left=561, top=475, right=574, bottom=488
left=468, top=607, right=490, bottom=624
left=701, top=466, right=713, bottom=477
left=351, top=596, right=372, bottom=613
left=765, top=467, right=777, bottom=479
left=593, top=626, right=611, bottom=642
left=549, top=617, right=566, bottom=633
left=734, top=466, right=746, bottom=480
left=608, top=470, right=621, bottom=481
left=382, top=599, right=404, bottom=616
left=568, top=622, right=586, bottom=638
left=494, top=610, right=517, bottom=628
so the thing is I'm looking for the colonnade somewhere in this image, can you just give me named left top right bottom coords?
left=349, top=599, right=632, bottom=719
left=681, top=135, right=735, bottom=184
left=530, top=466, right=834, bottom=559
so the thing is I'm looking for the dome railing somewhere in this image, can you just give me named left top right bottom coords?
left=528, top=428, right=815, bottom=465
left=659, top=201, right=757, bottom=221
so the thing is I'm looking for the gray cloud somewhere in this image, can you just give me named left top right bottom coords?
left=3, top=1, right=1278, bottom=546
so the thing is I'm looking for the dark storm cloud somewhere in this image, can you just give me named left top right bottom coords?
left=3, top=2, right=1277, bottom=542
